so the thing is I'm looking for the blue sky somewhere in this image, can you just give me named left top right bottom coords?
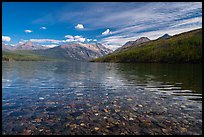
left=2, top=2, right=202, bottom=50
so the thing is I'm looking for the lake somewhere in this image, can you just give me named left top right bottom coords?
left=2, top=61, right=202, bottom=135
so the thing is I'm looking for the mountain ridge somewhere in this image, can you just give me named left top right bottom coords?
left=92, top=28, right=202, bottom=63
left=2, top=42, right=113, bottom=61
left=158, top=34, right=171, bottom=39
left=115, top=37, right=150, bottom=52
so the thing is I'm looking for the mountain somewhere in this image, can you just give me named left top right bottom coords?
left=15, top=41, right=49, bottom=50
left=2, top=43, right=17, bottom=51
left=115, top=37, right=150, bottom=52
left=60, top=42, right=112, bottom=59
left=2, top=41, right=49, bottom=52
left=31, top=43, right=113, bottom=61
left=121, top=41, right=135, bottom=48
left=2, top=42, right=113, bottom=61
left=158, top=34, right=171, bottom=39
left=2, top=43, right=10, bottom=51
left=92, top=28, right=202, bottom=63
left=128, top=37, right=150, bottom=46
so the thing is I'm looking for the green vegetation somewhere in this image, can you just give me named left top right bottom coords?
left=2, top=50, right=55, bottom=61
left=92, top=28, right=202, bottom=63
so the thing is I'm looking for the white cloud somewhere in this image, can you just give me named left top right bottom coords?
left=18, top=39, right=28, bottom=44
left=87, top=39, right=92, bottom=42
left=74, top=35, right=81, bottom=39
left=30, top=39, right=62, bottom=43
left=35, top=2, right=201, bottom=31
left=65, top=39, right=73, bottom=42
left=18, top=41, right=24, bottom=45
left=41, top=44, right=58, bottom=48
left=2, top=36, right=11, bottom=42
left=102, top=43, right=121, bottom=51
left=139, top=26, right=202, bottom=40
left=10, top=44, right=16, bottom=46
left=75, top=24, right=84, bottom=29
left=65, top=35, right=86, bottom=42
left=93, top=39, right=97, bottom=42
left=170, top=17, right=202, bottom=28
left=40, top=26, right=47, bottom=30
left=102, top=29, right=112, bottom=35
left=65, top=35, right=74, bottom=39
left=24, top=30, right=33, bottom=33
left=74, top=35, right=86, bottom=42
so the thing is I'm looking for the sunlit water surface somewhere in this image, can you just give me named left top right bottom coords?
left=2, top=61, right=202, bottom=135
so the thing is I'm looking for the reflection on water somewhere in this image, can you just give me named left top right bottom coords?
left=115, top=63, right=202, bottom=93
left=2, top=61, right=202, bottom=135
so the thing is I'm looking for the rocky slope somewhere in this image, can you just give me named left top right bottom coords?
left=15, top=41, right=49, bottom=50
left=158, top=34, right=171, bottom=39
left=115, top=37, right=150, bottom=52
